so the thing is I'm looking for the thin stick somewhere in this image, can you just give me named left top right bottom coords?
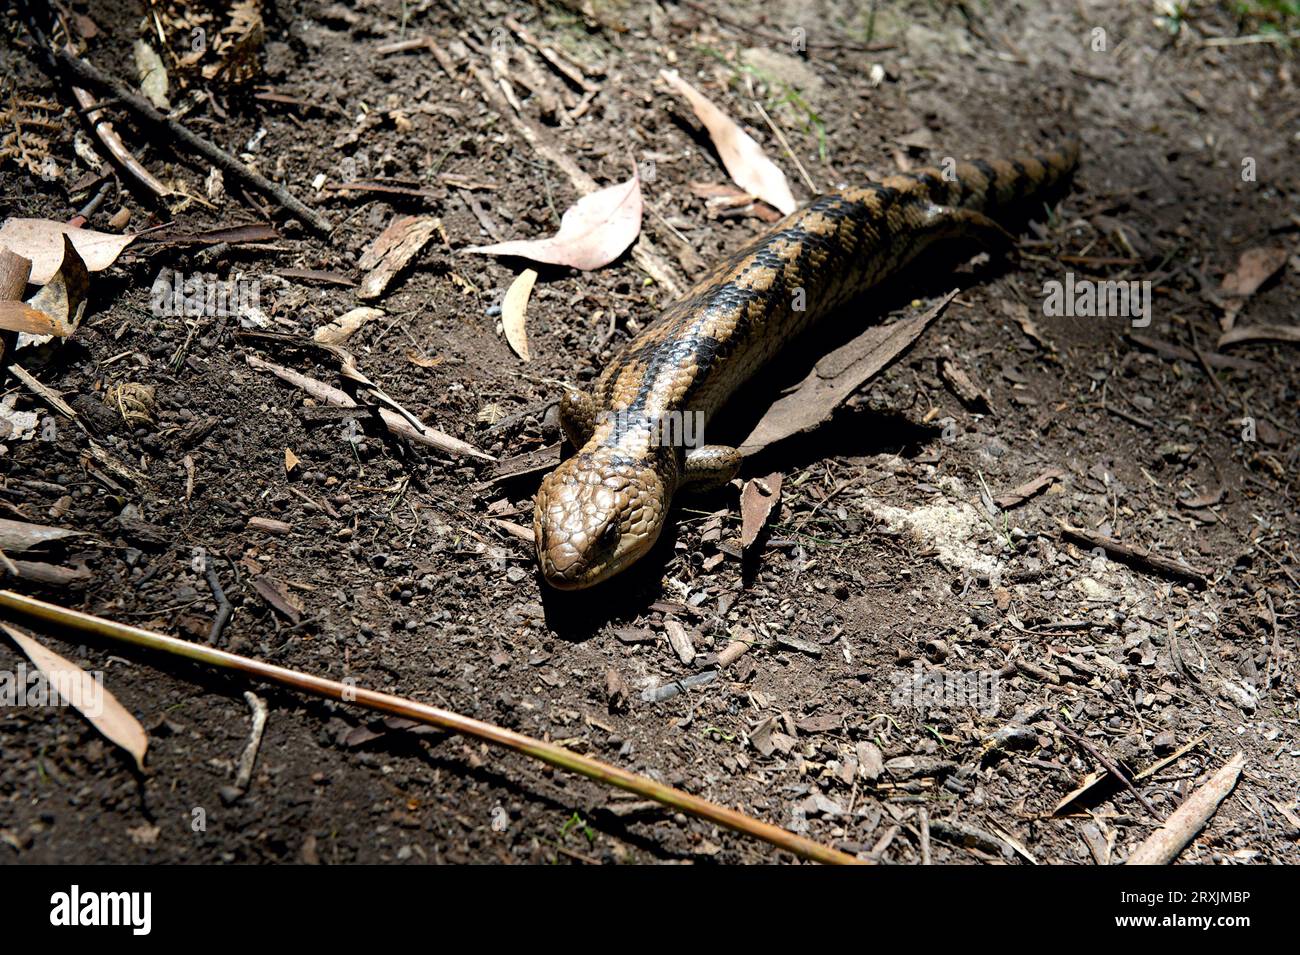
left=1048, top=713, right=1159, bottom=818
left=752, top=100, right=817, bottom=194
left=0, top=590, right=861, bottom=865
left=204, top=557, right=232, bottom=645
left=1059, top=522, right=1208, bottom=589
left=49, top=50, right=332, bottom=235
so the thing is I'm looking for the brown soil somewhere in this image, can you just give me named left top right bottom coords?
left=1, top=0, right=1297, bottom=865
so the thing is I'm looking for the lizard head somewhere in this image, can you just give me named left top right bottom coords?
left=534, top=447, right=670, bottom=589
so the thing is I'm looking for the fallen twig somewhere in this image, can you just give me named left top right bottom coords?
left=46, top=47, right=331, bottom=234
left=204, top=555, right=232, bottom=645
left=1048, top=713, right=1159, bottom=818
left=0, top=590, right=862, bottom=866
left=1126, top=752, right=1245, bottom=865
left=1059, top=523, right=1209, bottom=589
left=233, top=691, right=268, bottom=793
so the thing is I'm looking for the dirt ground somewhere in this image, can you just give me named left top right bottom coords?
left=0, top=0, right=1297, bottom=865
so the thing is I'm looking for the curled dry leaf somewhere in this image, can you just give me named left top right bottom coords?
left=22, top=235, right=90, bottom=342
left=1, top=622, right=148, bottom=771
left=502, top=268, right=538, bottom=361
left=0, top=218, right=135, bottom=285
left=313, top=306, right=385, bottom=344
left=467, top=170, right=642, bottom=270
left=660, top=69, right=797, bottom=216
left=1218, top=323, right=1300, bottom=348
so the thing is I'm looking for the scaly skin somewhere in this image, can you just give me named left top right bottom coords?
left=534, top=143, right=1080, bottom=589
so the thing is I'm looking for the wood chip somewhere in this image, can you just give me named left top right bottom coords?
left=246, top=516, right=292, bottom=536
left=663, top=619, right=696, bottom=666
left=356, top=215, right=439, bottom=300
left=939, top=357, right=992, bottom=412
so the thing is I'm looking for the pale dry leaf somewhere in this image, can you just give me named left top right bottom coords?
left=467, top=170, right=642, bottom=270
left=133, top=39, right=171, bottom=110
left=502, top=268, right=538, bottom=361
left=1218, top=323, right=1300, bottom=348
left=0, top=218, right=135, bottom=285
left=313, top=306, right=385, bottom=344
left=1, top=622, right=148, bottom=771
left=660, top=69, right=797, bottom=216
left=1220, top=247, right=1287, bottom=299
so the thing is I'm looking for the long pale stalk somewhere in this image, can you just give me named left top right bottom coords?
left=0, top=590, right=862, bottom=866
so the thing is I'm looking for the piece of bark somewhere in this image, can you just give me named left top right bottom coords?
left=939, top=357, right=992, bottom=412
left=356, top=215, right=439, bottom=300
left=246, top=516, right=292, bottom=536
left=740, top=290, right=957, bottom=454
left=605, top=667, right=628, bottom=712
left=739, top=472, right=782, bottom=549
left=1125, top=753, right=1244, bottom=865
left=663, top=619, right=696, bottom=666
left=249, top=574, right=303, bottom=623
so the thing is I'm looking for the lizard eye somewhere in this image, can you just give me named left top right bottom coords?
left=599, top=522, right=621, bottom=547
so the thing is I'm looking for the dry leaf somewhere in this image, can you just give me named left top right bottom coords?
left=313, top=306, right=385, bottom=344
left=502, top=268, right=538, bottom=361
left=0, top=218, right=135, bottom=284
left=133, top=39, right=171, bottom=110
left=23, top=234, right=90, bottom=341
left=1, top=622, right=148, bottom=771
left=405, top=349, right=442, bottom=368
left=660, top=70, right=797, bottom=216
left=740, top=472, right=783, bottom=549
left=1218, top=324, right=1300, bottom=348
left=740, top=290, right=958, bottom=454
left=1220, top=247, right=1287, bottom=299
left=467, top=170, right=642, bottom=270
